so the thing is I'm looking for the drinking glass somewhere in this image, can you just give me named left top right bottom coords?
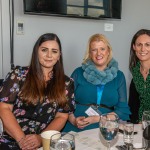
left=142, top=111, right=150, bottom=129
left=0, top=119, right=3, bottom=138
left=99, top=113, right=119, bottom=150
left=143, top=125, right=150, bottom=150
left=123, top=122, right=134, bottom=145
left=50, top=132, right=75, bottom=150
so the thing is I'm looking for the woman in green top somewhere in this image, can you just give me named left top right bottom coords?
left=129, top=29, right=150, bottom=123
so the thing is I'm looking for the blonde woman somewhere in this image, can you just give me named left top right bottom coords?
left=63, top=34, right=130, bottom=132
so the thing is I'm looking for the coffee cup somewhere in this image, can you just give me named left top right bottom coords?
left=41, top=130, right=60, bottom=150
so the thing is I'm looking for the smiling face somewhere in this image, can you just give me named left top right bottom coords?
left=133, top=34, right=150, bottom=62
left=90, top=40, right=110, bottom=71
left=38, top=40, right=60, bottom=72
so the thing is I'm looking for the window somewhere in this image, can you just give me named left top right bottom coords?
left=67, top=0, right=109, bottom=18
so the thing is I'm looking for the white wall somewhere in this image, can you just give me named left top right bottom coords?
left=0, top=0, right=11, bottom=78
left=1, top=0, right=150, bottom=94
left=0, top=0, right=2, bottom=78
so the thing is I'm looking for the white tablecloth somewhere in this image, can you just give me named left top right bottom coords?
left=72, top=124, right=143, bottom=150
left=39, top=124, right=143, bottom=150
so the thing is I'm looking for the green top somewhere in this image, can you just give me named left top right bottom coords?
left=132, top=61, right=150, bottom=121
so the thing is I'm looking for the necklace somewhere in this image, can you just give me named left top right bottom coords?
left=140, top=65, right=149, bottom=75
left=44, top=71, right=53, bottom=83
left=49, top=71, right=53, bottom=80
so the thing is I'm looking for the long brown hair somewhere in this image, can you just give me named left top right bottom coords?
left=20, top=33, right=66, bottom=106
left=129, top=29, right=150, bottom=71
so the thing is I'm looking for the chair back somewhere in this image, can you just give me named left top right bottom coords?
left=0, top=79, right=3, bottom=86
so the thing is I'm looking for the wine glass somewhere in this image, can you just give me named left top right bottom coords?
left=50, top=132, right=75, bottom=150
left=99, top=113, right=119, bottom=150
left=142, top=111, right=150, bottom=129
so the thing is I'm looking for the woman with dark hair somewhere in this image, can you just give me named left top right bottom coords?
left=0, top=33, right=75, bottom=149
left=129, top=29, right=150, bottom=123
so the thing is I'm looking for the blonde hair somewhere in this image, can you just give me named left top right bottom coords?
left=83, top=34, right=112, bottom=64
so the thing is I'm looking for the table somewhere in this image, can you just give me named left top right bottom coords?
left=39, top=124, right=143, bottom=150
left=71, top=124, right=143, bottom=150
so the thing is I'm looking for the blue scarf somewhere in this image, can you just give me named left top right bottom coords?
left=82, top=58, right=118, bottom=85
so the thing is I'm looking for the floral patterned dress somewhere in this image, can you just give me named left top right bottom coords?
left=0, top=66, right=75, bottom=149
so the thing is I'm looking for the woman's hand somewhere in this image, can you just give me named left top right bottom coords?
left=20, top=134, right=41, bottom=150
left=75, top=116, right=89, bottom=129
left=76, top=116, right=100, bottom=129
left=69, top=114, right=100, bottom=129
left=83, top=116, right=100, bottom=124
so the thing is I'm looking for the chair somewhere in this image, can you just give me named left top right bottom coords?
left=0, top=79, right=3, bottom=86
left=0, top=80, right=4, bottom=137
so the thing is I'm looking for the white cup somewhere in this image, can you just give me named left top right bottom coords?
left=41, top=130, right=60, bottom=150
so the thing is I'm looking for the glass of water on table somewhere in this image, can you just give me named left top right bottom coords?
left=142, top=111, right=150, bottom=129
left=123, top=122, right=134, bottom=145
left=50, top=132, right=75, bottom=150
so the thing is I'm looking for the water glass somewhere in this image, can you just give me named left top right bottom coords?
left=142, top=111, right=150, bottom=129
left=99, top=113, right=119, bottom=150
left=50, top=132, right=75, bottom=150
left=0, top=119, right=3, bottom=138
left=143, top=125, right=150, bottom=150
left=123, top=123, right=134, bottom=144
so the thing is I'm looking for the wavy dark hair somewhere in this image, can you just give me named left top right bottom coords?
left=20, top=33, right=66, bottom=106
left=129, top=29, right=150, bottom=72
